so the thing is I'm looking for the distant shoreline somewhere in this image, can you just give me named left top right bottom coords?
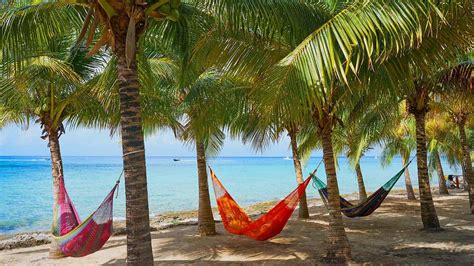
left=0, top=155, right=398, bottom=158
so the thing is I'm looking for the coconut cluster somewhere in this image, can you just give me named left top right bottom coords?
left=148, top=0, right=180, bottom=21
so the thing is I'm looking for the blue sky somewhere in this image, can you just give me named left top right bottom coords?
left=0, top=124, right=383, bottom=157
left=0, top=124, right=297, bottom=156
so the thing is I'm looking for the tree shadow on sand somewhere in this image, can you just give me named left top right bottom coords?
left=136, top=192, right=473, bottom=264
left=148, top=223, right=323, bottom=264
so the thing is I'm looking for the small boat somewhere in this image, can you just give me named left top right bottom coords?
left=173, top=158, right=180, bottom=162
left=283, top=156, right=291, bottom=160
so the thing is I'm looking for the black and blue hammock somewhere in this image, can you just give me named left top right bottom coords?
left=311, top=160, right=413, bottom=218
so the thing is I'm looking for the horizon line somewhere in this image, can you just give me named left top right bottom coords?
left=0, top=155, right=385, bottom=158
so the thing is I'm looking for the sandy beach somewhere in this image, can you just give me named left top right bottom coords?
left=1, top=189, right=473, bottom=265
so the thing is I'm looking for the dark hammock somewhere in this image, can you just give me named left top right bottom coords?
left=51, top=175, right=119, bottom=257
left=210, top=168, right=315, bottom=241
left=312, top=161, right=412, bottom=218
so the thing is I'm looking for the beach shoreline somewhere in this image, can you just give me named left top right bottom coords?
left=0, top=187, right=455, bottom=251
left=1, top=188, right=473, bottom=264
left=0, top=188, right=367, bottom=250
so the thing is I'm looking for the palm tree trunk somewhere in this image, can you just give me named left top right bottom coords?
left=401, top=155, right=417, bottom=200
left=457, top=120, right=474, bottom=214
left=354, top=162, right=367, bottom=202
left=320, top=129, right=351, bottom=262
left=196, top=141, right=216, bottom=236
left=47, top=128, right=65, bottom=258
left=289, top=130, right=309, bottom=219
left=434, top=151, right=449, bottom=195
left=115, top=35, right=153, bottom=264
left=414, top=111, right=441, bottom=230
left=463, top=178, right=470, bottom=192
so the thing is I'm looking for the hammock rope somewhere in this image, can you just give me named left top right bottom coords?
left=210, top=164, right=320, bottom=241
left=51, top=166, right=121, bottom=257
left=311, top=158, right=414, bottom=218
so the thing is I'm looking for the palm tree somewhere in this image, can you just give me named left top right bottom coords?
left=192, top=3, right=330, bottom=222
left=0, top=36, right=105, bottom=257
left=437, top=61, right=474, bottom=213
left=236, top=99, right=314, bottom=219
left=375, top=4, right=472, bottom=229
left=403, top=77, right=447, bottom=230
left=333, top=99, right=396, bottom=202
left=178, top=71, right=242, bottom=236
left=426, top=112, right=463, bottom=195
left=289, top=127, right=311, bottom=219
left=381, top=103, right=417, bottom=200
left=143, top=7, right=246, bottom=235
left=226, top=70, right=316, bottom=219
left=0, top=1, right=181, bottom=261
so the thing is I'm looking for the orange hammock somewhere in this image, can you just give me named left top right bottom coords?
left=210, top=168, right=313, bottom=241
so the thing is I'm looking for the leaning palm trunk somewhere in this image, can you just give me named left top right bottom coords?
left=414, top=111, right=441, bottom=230
left=457, top=120, right=474, bottom=214
left=47, top=127, right=65, bottom=258
left=320, top=128, right=351, bottom=262
left=402, top=155, right=417, bottom=200
left=355, top=162, right=367, bottom=201
left=115, top=36, right=153, bottom=264
left=434, top=151, right=449, bottom=195
left=196, top=141, right=216, bottom=236
left=289, top=131, right=309, bottom=219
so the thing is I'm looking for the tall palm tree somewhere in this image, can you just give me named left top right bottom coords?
left=143, top=7, right=246, bottom=235
left=226, top=70, right=317, bottom=219
left=0, top=36, right=105, bottom=257
left=289, top=126, right=311, bottom=219
left=333, top=99, right=396, bottom=202
left=381, top=103, right=417, bottom=200
left=192, top=3, right=330, bottom=221
left=235, top=99, right=314, bottom=219
left=0, top=1, right=180, bottom=261
left=437, top=61, right=474, bottom=213
left=376, top=4, right=472, bottom=229
left=180, top=72, right=242, bottom=235
left=426, top=113, right=463, bottom=195
left=405, top=78, right=444, bottom=230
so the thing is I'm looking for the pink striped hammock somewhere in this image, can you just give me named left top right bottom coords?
left=51, top=175, right=119, bottom=257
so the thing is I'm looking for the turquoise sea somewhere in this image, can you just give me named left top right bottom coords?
left=0, top=156, right=461, bottom=235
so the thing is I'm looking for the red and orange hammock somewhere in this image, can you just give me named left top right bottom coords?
left=210, top=168, right=315, bottom=241
left=51, top=175, right=119, bottom=257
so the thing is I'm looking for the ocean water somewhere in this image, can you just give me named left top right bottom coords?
left=0, top=156, right=461, bottom=235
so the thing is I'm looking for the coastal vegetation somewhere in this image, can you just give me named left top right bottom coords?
left=0, top=0, right=473, bottom=265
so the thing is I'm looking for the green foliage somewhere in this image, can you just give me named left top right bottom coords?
left=381, top=102, right=416, bottom=166
left=0, top=33, right=106, bottom=135
left=426, top=112, right=462, bottom=172
left=0, top=2, right=86, bottom=71
left=332, top=93, right=398, bottom=167
left=0, top=0, right=472, bottom=167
